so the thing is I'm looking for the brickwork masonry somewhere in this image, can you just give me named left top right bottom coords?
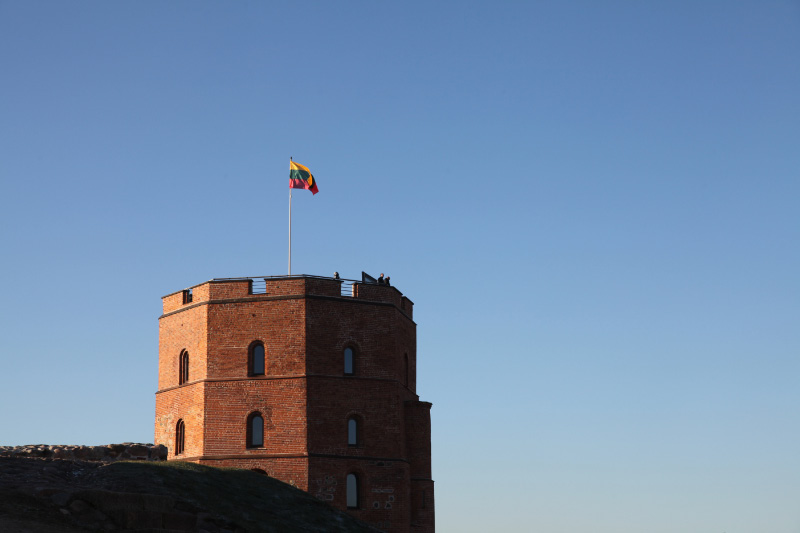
left=157, top=275, right=434, bottom=533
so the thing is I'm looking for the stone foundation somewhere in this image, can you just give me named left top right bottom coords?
left=0, top=443, right=167, bottom=462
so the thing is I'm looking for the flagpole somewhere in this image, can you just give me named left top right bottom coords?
left=289, top=157, right=292, bottom=276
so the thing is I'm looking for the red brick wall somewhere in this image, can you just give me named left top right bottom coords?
left=404, top=401, right=432, bottom=479
left=156, top=296, right=209, bottom=461
left=309, top=456, right=411, bottom=533
left=405, top=401, right=434, bottom=533
left=155, top=276, right=434, bottom=532
left=307, top=378, right=408, bottom=456
left=198, top=457, right=309, bottom=490
left=154, top=383, right=205, bottom=459
left=206, top=279, right=250, bottom=300
left=301, top=290, right=426, bottom=533
left=304, top=297, right=416, bottom=383
left=202, top=379, right=307, bottom=456
left=162, top=291, right=185, bottom=315
left=158, top=304, right=208, bottom=389
left=409, top=479, right=435, bottom=533
left=206, top=298, right=307, bottom=378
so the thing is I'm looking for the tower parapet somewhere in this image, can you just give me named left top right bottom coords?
left=162, top=275, right=413, bottom=320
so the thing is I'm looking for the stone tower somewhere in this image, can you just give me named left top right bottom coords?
left=155, top=274, right=434, bottom=533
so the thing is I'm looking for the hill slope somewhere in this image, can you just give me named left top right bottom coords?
left=0, top=457, right=381, bottom=532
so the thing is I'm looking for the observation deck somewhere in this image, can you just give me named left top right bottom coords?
left=161, top=274, right=413, bottom=319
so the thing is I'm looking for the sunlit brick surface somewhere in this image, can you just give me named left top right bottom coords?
left=155, top=276, right=434, bottom=532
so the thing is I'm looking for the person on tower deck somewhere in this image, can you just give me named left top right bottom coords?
left=385, top=276, right=390, bottom=286
left=378, top=273, right=385, bottom=284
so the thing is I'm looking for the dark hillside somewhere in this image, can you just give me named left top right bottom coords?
left=0, top=457, right=381, bottom=532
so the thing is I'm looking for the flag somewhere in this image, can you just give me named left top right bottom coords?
left=289, top=161, right=318, bottom=195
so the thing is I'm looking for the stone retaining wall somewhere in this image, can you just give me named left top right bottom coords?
left=0, top=443, right=167, bottom=462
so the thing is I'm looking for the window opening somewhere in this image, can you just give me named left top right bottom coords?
left=344, top=347, right=354, bottom=375
left=346, top=473, right=359, bottom=509
left=247, top=413, right=264, bottom=448
left=348, top=417, right=358, bottom=446
left=179, top=350, right=189, bottom=385
left=176, top=419, right=185, bottom=455
left=250, top=342, right=265, bottom=375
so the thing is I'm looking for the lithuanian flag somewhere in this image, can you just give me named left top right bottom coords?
left=289, top=161, right=318, bottom=195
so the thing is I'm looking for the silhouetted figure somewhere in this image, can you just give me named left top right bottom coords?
left=333, top=272, right=340, bottom=280
left=378, top=273, right=385, bottom=285
left=385, top=276, right=390, bottom=286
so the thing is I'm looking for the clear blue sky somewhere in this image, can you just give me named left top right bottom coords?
left=1, top=2, right=798, bottom=531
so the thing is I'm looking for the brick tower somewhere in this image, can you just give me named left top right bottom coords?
left=155, top=275, right=434, bottom=532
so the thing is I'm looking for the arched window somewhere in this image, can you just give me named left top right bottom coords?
left=249, top=342, right=265, bottom=376
left=247, top=412, right=264, bottom=448
left=344, top=347, right=354, bottom=375
left=346, top=473, right=359, bottom=509
left=403, top=353, right=409, bottom=387
left=175, top=419, right=185, bottom=455
left=347, top=417, right=358, bottom=446
left=179, top=350, right=189, bottom=385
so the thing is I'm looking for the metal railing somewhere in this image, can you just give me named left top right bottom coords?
left=340, top=282, right=355, bottom=297
left=249, top=278, right=267, bottom=295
